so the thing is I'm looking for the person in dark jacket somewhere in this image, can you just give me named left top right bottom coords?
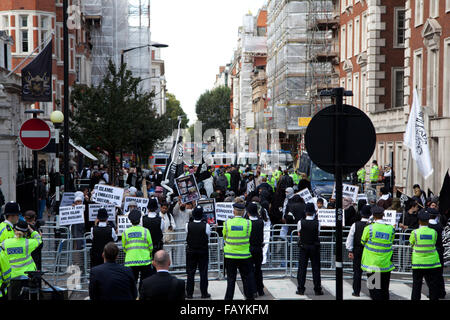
left=377, top=187, right=393, bottom=209
left=344, top=197, right=359, bottom=227
left=90, top=208, right=117, bottom=268
left=89, top=242, right=137, bottom=300
left=139, top=250, right=185, bottom=301
left=230, top=166, right=241, bottom=195
left=246, top=202, right=265, bottom=297
left=142, top=198, right=164, bottom=256
left=285, top=194, right=306, bottom=236
left=427, top=208, right=446, bottom=298
left=345, top=205, right=371, bottom=296
left=185, top=206, right=210, bottom=299
left=399, top=199, right=420, bottom=231
left=23, top=210, right=43, bottom=270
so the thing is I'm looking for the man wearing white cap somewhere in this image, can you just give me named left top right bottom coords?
left=72, top=192, right=85, bottom=249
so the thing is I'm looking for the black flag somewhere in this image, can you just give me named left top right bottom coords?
left=164, top=135, right=185, bottom=195
left=439, top=170, right=450, bottom=216
left=22, top=40, right=52, bottom=102
left=195, top=156, right=211, bottom=182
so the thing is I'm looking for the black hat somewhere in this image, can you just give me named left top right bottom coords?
left=371, top=206, right=385, bottom=217
left=14, top=220, right=29, bottom=232
left=360, top=205, right=372, bottom=218
left=4, top=202, right=20, bottom=216
left=417, top=209, right=430, bottom=221
left=147, top=198, right=158, bottom=211
left=305, top=203, right=316, bottom=215
left=128, top=209, right=141, bottom=224
left=232, top=202, right=245, bottom=210
left=192, top=206, right=204, bottom=220
left=246, top=202, right=258, bottom=217
left=426, top=207, right=439, bottom=218
left=97, top=208, right=109, bottom=221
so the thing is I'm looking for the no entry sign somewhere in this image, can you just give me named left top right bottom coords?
left=19, top=118, right=51, bottom=150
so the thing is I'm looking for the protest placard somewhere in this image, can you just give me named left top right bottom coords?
left=88, top=204, right=116, bottom=222
left=215, top=202, right=234, bottom=221
left=60, top=192, right=76, bottom=207
left=175, top=174, right=200, bottom=204
left=92, top=184, right=124, bottom=207
left=380, top=210, right=397, bottom=226
left=197, top=198, right=216, bottom=224
left=59, top=205, right=85, bottom=226
left=123, top=197, right=150, bottom=215
left=117, top=214, right=135, bottom=236
left=297, top=188, right=313, bottom=203
left=332, top=184, right=359, bottom=203
left=317, top=209, right=345, bottom=227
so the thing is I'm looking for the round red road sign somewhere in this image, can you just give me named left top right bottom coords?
left=19, top=118, right=51, bottom=150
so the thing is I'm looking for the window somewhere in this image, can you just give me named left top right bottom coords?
left=341, top=0, right=346, bottom=13
left=427, top=49, right=439, bottom=114
left=56, top=26, right=61, bottom=60
left=20, top=15, right=29, bottom=53
left=75, top=57, right=81, bottom=83
left=395, top=143, right=404, bottom=184
left=152, top=68, right=156, bottom=77
left=257, top=27, right=266, bottom=36
left=20, top=15, right=28, bottom=28
left=361, top=72, right=367, bottom=112
left=444, top=38, right=450, bottom=117
left=447, top=0, right=450, bottom=12
left=347, top=21, right=353, bottom=59
left=347, top=77, right=352, bottom=105
left=22, top=30, right=29, bottom=52
left=353, top=72, right=360, bottom=109
left=354, top=16, right=360, bottom=55
left=361, top=13, right=368, bottom=52
left=430, top=0, right=439, bottom=18
left=40, top=16, right=50, bottom=50
left=340, top=25, right=346, bottom=62
left=1, top=15, right=8, bottom=31
left=415, top=0, right=424, bottom=26
left=392, top=68, right=404, bottom=108
left=394, top=8, right=406, bottom=47
left=413, top=49, right=423, bottom=104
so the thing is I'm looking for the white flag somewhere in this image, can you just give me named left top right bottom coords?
left=403, top=89, right=433, bottom=179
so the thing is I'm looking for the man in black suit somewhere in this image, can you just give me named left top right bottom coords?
left=139, top=250, right=185, bottom=300
left=89, top=242, right=137, bottom=300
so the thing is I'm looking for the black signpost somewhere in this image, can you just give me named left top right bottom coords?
left=305, top=87, right=376, bottom=300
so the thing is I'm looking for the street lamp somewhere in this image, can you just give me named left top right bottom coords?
left=50, top=110, right=64, bottom=206
left=120, top=42, right=169, bottom=67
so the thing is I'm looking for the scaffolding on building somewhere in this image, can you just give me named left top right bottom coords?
left=82, top=0, right=151, bottom=92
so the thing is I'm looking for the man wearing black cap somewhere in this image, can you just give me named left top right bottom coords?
left=427, top=207, right=446, bottom=298
left=409, top=209, right=442, bottom=300
left=185, top=206, right=210, bottom=299
left=223, top=200, right=254, bottom=300
left=246, top=202, right=265, bottom=297
left=90, top=208, right=118, bottom=268
left=142, top=198, right=164, bottom=257
left=346, top=204, right=371, bottom=297
left=296, top=203, right=323, bottom=295
left=0, top=202, right=21, bottom=244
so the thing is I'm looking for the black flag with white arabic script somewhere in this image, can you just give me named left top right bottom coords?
left=21, top=40, right=53, bottom=102
left=164, top=135, right=185, bottom=195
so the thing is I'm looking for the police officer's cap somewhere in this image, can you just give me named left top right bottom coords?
left=4, top=202, right=21, bottom=216
left=417, top=209, right=431, bottom=221
left=246, top=202, right=258, bottom=217
left=232, top=202, right=245, bottom=210
left=425, top=207, right=439, bottom=218
left=192, top=206, right=204, bottom=220
left=305, top=203, right=316, bottom=215
left=97, top=208, right=109, bottom=221
left=371, top=206, right=385, bottom=217
left=14, top=220, right=29, bottom=232
left=360, top=205, right=372, bottom=218
left=128, top=209, right=141, bottom=224
left=147, top=198, right=158, bottom=211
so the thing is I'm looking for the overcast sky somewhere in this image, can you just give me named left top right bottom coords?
left=151, top=0, right=267, bottom=125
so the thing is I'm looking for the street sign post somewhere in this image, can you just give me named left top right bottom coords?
left=19, top=118, right=51, bottom=151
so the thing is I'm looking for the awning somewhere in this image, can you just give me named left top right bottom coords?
left=68, top=138, right=98, bottom=161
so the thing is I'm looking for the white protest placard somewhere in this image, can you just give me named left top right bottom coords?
left=58, top=205, right=85, bottom=226
left=317, top=209, right=345, bottom=227
left=215, top=202, right=234, bottom=221
left=380, top=210, right=397, bottom=226
left=297, top=188, right=313, bottom=203
left=88, top=204, right=116, bottom=222
left=123, top=197, right=149, bottom=215
left=332, top=184, right=359, bottom=203
left=117, top=214, right=132, bottom=236
left=92, top=184, right=124, bottom=207
left=357, top=193, right=368, bottom=203
left=60, top=192, right=76, bottom=207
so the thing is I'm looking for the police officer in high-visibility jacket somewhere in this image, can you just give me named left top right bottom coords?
left=0, top=202, right=21, bottom=245
left=357, top=167, right=366, bottom=192
left=223, top=201, right=254, bottom=300
left=122, top=209, right=154, bottom=289
left=370, top=160, right=379, bottom=189
left=409, top=209, right=442, bottom=300
left=0, top=247, right=11, bottom=301
left=361, top=206, right=395, bottom=300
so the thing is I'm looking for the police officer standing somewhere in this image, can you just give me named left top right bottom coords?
left=296, top=203, right=323, bottom=295
left=410, top=209, right=442, bottom=300
left=90, top=208, right=117, bottom=268
left=185, top=206, right=211, bottom=299
left=0, top=245, right=11, bottom=300
left=346, top=205, right=371, bottom=297
left=427, top=207, right=446, bottom=298
left=247, top=202, right=265, bottom=297
left=370, top=160, right=380, bottom=189
left=142, top=198, right=164, bottom=257
left=357, top=167, right=366, bottom=192
left=0, top=202, right=21, bottom=244
left=223, top=201, right=254, bottom=300
left=122, top=209, right=154, bottom=289
left=361, top=206, right=395, bottom=300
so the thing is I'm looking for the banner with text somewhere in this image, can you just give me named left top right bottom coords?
left=317, top=209, right=345, bottom=227
left=124, top=197, right=149, bottom=215
left=60, top=192, right=76, bottom=207
left=297, top=188, right=313, bottom=203
left=215, top=202, right=234, bottom=221
left=332, top=184, right=359, bottom=203
left=92, top=184, right=124, bottom=207
left=117, top=214, right=132, bottom=236
left=88, top=204, right=116, bottom=222
left=59, top=205, right=85, bottom=226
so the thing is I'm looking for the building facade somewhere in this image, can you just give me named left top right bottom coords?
left=151, top=47, right=166, bottom=115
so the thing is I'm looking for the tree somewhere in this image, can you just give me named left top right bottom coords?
left=195, top=86, right=231, bottom=136
left=164, top=93, right=189, bottom=132
left=70, top=60, right=169, bottom=179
